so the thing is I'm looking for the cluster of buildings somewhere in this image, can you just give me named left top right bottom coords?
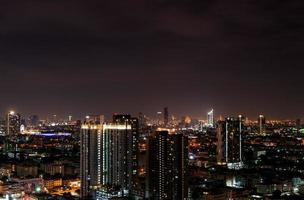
left=0, top=108, right=304, bottom=199
left=80, top=114, right=188, bottom=199
left=0, top=111, right=81, bottom=200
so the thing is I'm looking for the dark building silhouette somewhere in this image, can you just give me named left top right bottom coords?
left=296, top=118, right=301, bottom=130
left=216, top=116, right=244, bottom=170
left=112, top=114, right=139, bottom=195
left=148, top=130, right=188, bottom=200
left=258, top=114, right=266, bottom=135
left=164, top=107, right=169, bottom=127
left=6, top=111, right=21, bottom=136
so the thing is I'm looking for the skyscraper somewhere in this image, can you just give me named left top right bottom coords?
left=112, top=114, right=139, bottom=176
left=207, top=109, right=214, bottom=127
left=258, top=115, right=266, bottom=135
left=80, top=123, right=103, bottom=199
left=6, top=111, right=21, bottom=136
left=103, top=114, right=138, bottom=195
left=216, top=115, right=244, bottom=170
left=164, top=107, right=169, bottom=127
left=80, top=114, right=139, bottom=199
left=148, top=130, right=188, bottom=200
left=157, top=111, right=162, bottom=126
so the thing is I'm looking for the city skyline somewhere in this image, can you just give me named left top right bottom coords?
left=0, top=0, right=303, bottom=119
left=0, top=107, right=304, bottom=122
left=0, top=107, right=303, bottom=121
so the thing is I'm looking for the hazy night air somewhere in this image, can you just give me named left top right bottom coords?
left=0, top=0, right=303, bottom=119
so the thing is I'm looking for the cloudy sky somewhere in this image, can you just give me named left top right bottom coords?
left=0, top=0, right=303, bottom=119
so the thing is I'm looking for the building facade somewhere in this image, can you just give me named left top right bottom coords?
left=207, top=109, right=214, bottom=127
left=80, top=114, right=139, bottom=199
left=80, top=123, right=103, bottom=198
left=148, top=131, right=188, bottom=200
left=6, top=111, right=21, bottom=136
left=258, top=114, right=266, bottom=135
left=216, top=116, right=244, bottom=170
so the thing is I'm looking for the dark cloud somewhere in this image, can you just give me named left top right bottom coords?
left=0, top=0, right=303, bottom=119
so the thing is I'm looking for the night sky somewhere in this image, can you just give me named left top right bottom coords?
left=0, top=0, right=303, bottom=120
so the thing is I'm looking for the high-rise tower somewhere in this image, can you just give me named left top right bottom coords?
left=6, top=111, right=21, bottom=136
left=80, top=114, right=139, bottom=199
left=80, top=123, right=103, bottom=199
left=216, top=115, right=244, bottom=170
left=258, top=115, right=266, bottom=135
left=148, top=130, right=188, bottom=199
left=164, top=107, right=169, bottom=127
left=207, top=109, right=214, bottom=127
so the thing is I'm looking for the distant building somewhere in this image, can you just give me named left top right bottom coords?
left=148, top=130, right=188, bottom=200
left=258, top=115, right=266, bottom=135
left=28, top=115, right=39, bottom=127
left=157, top=112, right=163, bottom=126
left=6, top=111, right=21, bottom=136
left=207, top=109, right=214, bottom=127
left=43, top=178, right=62, bottom=190
left=216, top=116, right=244, bottom=170
left=138, top=112, right=147, bottom=131
left=164, top=107, right=169, bottom=126
left=41, top=163, right=65, bottom=176
left=16, top=164, right=38, bottom=178
left=0, top=118, right=5, bottom=135
left=84, top=114, right=105, bottom=124
left=296, top=118, right=301, bottom=130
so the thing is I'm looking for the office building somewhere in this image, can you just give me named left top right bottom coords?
left=207, top=109, right=214, bottom=127
left=216, top=116, right=244, bottom=170
left=148, top=130, right=188, bottom=200
left=164, top=107, right=169, bottom=127
left=258, top=115, right=266, bottom=135
left=157, top=111, right=162, bottom=126
left=6, top=111, right=21, bottom=136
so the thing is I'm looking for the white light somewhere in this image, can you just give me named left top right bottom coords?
left=103, top=124, right=131, bottom=130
